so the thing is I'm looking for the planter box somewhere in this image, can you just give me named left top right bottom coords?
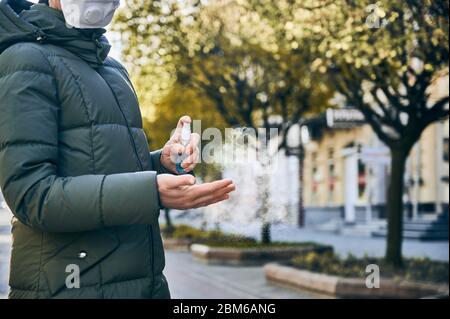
left=191, top=243, right=333, bottom=266
left=163, top=238, right=192, bottom=251
left=264, top=263, right=449, bottom=299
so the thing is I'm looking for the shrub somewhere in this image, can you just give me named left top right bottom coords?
left=290, top=252, right=449, bottom=284
left=162, top=224, right=256, bottom=245
left=162, top=224, right=322, bottom=248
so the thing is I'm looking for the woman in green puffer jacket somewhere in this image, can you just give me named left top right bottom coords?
left=0, top=0, right=234, bottom=299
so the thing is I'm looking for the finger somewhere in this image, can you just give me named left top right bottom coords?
left=191, top=181, right=235, bottom=201
left=181, top=149, right=200, bottom=170
left=190, top=179, right=234, bottom=199
left=182, top=161, right=198, bottom=173
left=170, top=130, right=181, bottom=143
left=177, top=115, right=192, bottom=127
left=169, top=144, right=185, bottom=156
left=170, top=182, right=234, bottom=208
left=169, top=144, right=185, bottom=163
left=194, top=194, right=230, bottom=208
left=193, top=185, right=235, bottom=206
left=171, top=115, right=192, bottom=142
left=185, top=133, right=200, bottom=155
left=201, top=183, right=236, bottom=200
left=167, top=174, right=196, bottom=188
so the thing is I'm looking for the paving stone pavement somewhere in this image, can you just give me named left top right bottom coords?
left=164, top=251, right=327, bottom=299
left=0, top=208, right=323, bottom=299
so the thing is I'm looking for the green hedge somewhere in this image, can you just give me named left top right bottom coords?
left=290, top=251, right=449, bottom=284
left=162, top=224, right=322, bottom=248
left=162, top=224, right=256, bottom=245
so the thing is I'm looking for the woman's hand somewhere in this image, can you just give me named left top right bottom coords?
left=157, top=174, right=235, bottom=210
left=160, top=116, right=200, bottom=174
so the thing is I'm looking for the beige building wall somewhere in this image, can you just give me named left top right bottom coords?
left=304, top=73, right=449, bottom=212
left=408, top=119, right=449, bottom=207
left=304, top=125, right=374, bottom=207
left=304, top=119, right=449, bottom=210
left=406, top=74, right=449, bottom=209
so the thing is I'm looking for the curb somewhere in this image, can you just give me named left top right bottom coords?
left=163, top=238, right=192, bottom=251
left=191, top=244, right=333, bottom=266
left=264, top=263, right=449, bottom=299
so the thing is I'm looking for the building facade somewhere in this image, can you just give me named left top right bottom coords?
left=302, top=110, right=449, bottom=225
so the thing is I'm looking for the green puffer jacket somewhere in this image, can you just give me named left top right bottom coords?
left=0, top=1, right=170, bottom=299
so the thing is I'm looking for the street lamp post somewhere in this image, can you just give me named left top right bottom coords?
left=298, top=141, right=305, bottom=228
left=286, top=125, right=308, bottom=228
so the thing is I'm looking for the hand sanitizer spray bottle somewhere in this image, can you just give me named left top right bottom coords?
left=176, top=122, right=191, bottom=174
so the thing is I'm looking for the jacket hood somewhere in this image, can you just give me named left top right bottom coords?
left=0, top=0, right=111, bottom=65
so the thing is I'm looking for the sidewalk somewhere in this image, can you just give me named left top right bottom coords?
left=165, top=251, right=326, bottom=299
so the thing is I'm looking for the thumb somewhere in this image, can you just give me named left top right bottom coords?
left=169, top=174, right=196, bottom=188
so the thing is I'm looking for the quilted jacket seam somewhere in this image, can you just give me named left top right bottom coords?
left=61, top=123, right=144, bottom=132
left=0, top=141, right=57, bottom=153
left=0, top=69, right=53, bottom=79
left=99, top=175, right=106, bottom=227
left=57, top=56, right=97, bottom=174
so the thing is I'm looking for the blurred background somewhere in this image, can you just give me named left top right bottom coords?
left=0, top=0, right=449, bottom=299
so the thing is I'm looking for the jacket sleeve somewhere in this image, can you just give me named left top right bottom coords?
left=149, top=150, right=172, bottom=174
left=0, top=44, right=160, bottom=233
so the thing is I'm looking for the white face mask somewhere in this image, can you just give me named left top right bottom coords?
left=60, top=0, right=120, bottom=29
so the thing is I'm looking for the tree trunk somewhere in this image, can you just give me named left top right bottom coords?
left=258, top=159, right=272, bottom=244
left=164, top=208, right=175, bottom=235
left=261, top=223, right=271, bottom=244
left=298, top=144, right=305, bottom=227
left=385, top=148, right=408, bottom=267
